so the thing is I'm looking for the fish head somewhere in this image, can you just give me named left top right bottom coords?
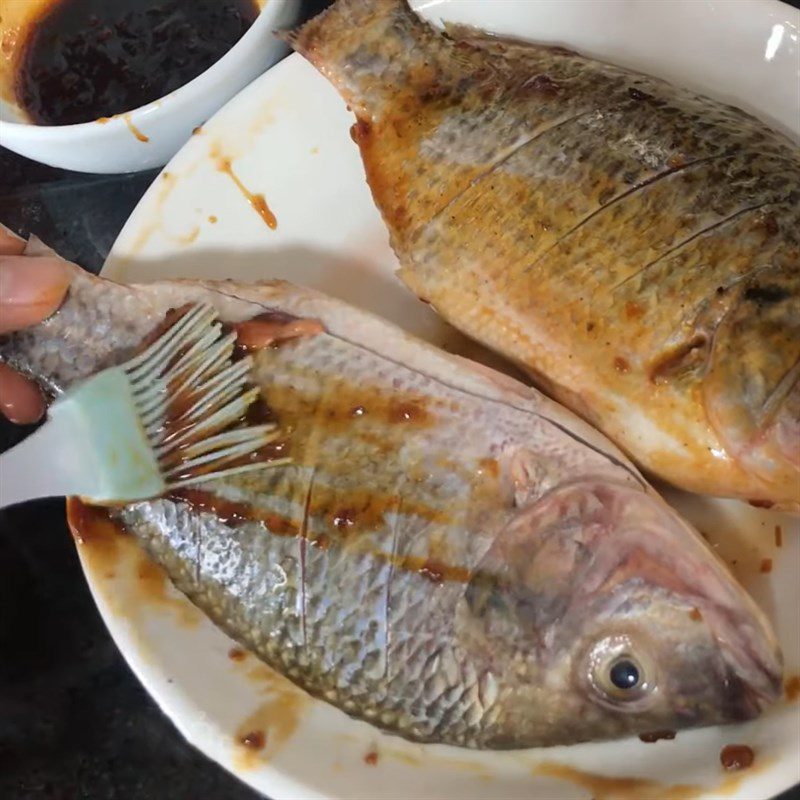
left=459, top=479, right=783, bottom=746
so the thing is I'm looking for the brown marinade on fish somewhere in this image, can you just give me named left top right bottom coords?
left=0, top=264, right=782, bottom=748
left=289, top=0, right=800, bottom=509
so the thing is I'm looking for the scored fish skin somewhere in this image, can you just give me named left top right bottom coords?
left=0, top=263, right=782, bottom=748
left=289, top=0, right=800, bottom=509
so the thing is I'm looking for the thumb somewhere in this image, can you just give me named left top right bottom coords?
left=0, top=256, right=72, bottom=334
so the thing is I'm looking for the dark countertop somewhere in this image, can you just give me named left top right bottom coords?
left=1, top=1, right=798, bottom=798
left=0, top=138, right=263, bottom=800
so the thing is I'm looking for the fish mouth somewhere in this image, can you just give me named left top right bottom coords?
left=614, top=486, right=785, bottom=717
left=629, top=499, right=785, bottom=720
left=648, top=526, right=784, bottom=720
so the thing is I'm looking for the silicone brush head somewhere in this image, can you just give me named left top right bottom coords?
left=50, top=302, right=287, bottom=504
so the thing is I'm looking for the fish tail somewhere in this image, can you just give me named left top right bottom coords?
left=284, top=0, right=448, bottom=116
left=284, top=0, right=415, bottom=63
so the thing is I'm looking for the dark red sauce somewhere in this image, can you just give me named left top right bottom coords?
left=387, top=401, right=429, bottom=425
left=418, top=559, right=446, bottom=585
left=171, top=488, right=297, bottom=535
left=228, top=647, right=247, bottom=662
left=239, top=729, right=265, bottom=750
left=748, top=499, right=774, bottom=509
left=16, top=0, right=260, bottom=126
left=720, top=744, right=754, bottom=771
left=638, top=730, right=676, bottom=743
left=332, top=509, right=356, bottom=531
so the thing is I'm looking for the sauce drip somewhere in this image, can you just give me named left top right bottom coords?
left=239, top=730, right=265, bottom=750
left=228, top=647, right=248, bottom=662
left=98, top=112, right=150, bottom=142
left=232, top=664, right=308, bottom=771
left=216, top=153, right=277, bottom=229
left=15, top=0, right=260, bottom=125
left=719, top=744, right=755, bottom=771
left=638, top=730, right=676, bottom=743
left=748, top=499, right=774, bottom=509
left=785, top=674, right=800, bottom=702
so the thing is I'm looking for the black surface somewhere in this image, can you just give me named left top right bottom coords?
left=1, top=1, right=799, bottom=798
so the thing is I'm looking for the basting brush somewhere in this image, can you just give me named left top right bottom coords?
left=0, top=303, right=287, bottom=508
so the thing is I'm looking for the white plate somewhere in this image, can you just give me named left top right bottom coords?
left=93, top=1, right=800, bottom=798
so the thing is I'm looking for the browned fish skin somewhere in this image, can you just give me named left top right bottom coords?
left=290, top=0, right=800, bottom=508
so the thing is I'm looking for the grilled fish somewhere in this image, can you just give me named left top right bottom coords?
left=289, top=0, right=800, bottom=509
left=0, top=262, right=782, bottom=748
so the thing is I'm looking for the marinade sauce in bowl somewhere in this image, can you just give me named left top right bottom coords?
left=15, top=0, right=261, bottom=126
left=0, top=0, right=297, bottom=172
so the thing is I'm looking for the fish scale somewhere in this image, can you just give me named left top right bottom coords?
left=0, top=254, right=783, bottom=745
left=290, top=0, right=800, bottom=507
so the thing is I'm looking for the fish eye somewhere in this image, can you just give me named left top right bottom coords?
left=609, top=656, right=641, bottom=691
left=585, top=635, right=656, bottom=708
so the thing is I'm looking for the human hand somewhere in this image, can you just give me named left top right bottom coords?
left=0, top=224, right=71, bottom=423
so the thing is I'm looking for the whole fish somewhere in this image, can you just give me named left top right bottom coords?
left=0, top=263, right=782, bottom=748
left=289, top=0, right=800, bottom=509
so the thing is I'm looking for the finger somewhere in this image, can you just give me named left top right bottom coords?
left=0, top=223, right=27, bottom=256
left=0, top=256, right=72, bottom=334
left=0, top=363, right=45, bottom=424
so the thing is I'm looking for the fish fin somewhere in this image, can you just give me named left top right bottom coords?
left=442, top=22, right=581, bottom=60
left=284, top=0, right=464, bottom=116
left=284, top=0, right=419, bottom=56
left=703, top=264, right=800, bottom=494
left=441, top=22, right=481, bottom=41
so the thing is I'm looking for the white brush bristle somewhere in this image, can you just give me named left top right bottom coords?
left=123, top=304, right=288, bottom=489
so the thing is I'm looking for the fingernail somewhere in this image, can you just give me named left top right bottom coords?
left=0, top=363, right=45, bottom=424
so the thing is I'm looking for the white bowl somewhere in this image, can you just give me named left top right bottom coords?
left=0, top=0, right=300, bottom=173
